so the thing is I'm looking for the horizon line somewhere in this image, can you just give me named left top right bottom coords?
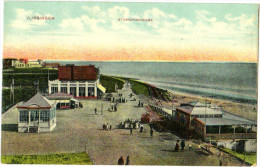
left=44, top=60, right=257, bottom=63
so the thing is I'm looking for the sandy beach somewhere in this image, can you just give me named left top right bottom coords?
left=162, top=90, right=257, bottom=122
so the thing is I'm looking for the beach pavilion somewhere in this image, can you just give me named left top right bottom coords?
left=173, top=101, right=257, bottom=140
left=17, top=93, right=56, bottom=133
left=193, top=112, right=257, bottom=140
left=48, top=65, right=106, bottom=99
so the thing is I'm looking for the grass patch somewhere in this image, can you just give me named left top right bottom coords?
left=220, top=147, right=256, bottom=165
left=100, top=75, right=124, bottom=93
left=3, top=73, right=58, bottom=88
left=1, top=152, right=93, bottom=165
left=127, top=79, right=150, bottom=96
left=2, top=88, right=37, bottom=113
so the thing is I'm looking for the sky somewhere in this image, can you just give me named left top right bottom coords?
left=3, top=1, right=259, bottom=62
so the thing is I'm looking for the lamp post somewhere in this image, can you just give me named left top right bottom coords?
left=101, top=102, right=103, bottom=115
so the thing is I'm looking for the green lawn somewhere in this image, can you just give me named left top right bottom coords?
left=100, top=75, right=124, bottom=93
left=220, top=148, right=256, bottom=165
left=1, top=152, right=93, bottom=165
left=127, top=79, right=150, bottom=96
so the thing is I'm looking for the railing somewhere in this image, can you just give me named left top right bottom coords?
left=205, top=133, right=256, bottom=140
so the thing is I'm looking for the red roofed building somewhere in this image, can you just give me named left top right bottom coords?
left=48, top=64, right=106, bottom=99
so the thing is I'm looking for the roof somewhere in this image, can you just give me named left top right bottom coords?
left=58, top=65, right=98, bottom=81
left=43, top=63, right=60, bottom=68
left=197, top=111, right=256, bottom=126
left=163, top=108, right=173, bottom=115
left=18, top=93, right=54, bottom=109
left=177, top=101, right=222, bottom=115
left=189, top=101, right=207, bottom=107
left=191, top=107, right=223, bottom=115
left=46, top=93, right=73, bottom=100
left=177, top=106, right=194, bottom=114
left=197, top=118, right=257, bottom=126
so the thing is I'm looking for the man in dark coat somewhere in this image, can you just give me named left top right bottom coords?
left=150, top=128, right=153, bottom=138
left=130, top=128, right=133, bottom=135
left=181, top=140, right=185, bottom=150
left=125, top=156, right=130, bottom=165
left=118, top=156, right=124, bottom=165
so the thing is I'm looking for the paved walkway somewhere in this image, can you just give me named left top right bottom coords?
left=2, top=83, right=245, bottom=165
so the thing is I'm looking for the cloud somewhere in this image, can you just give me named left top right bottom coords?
left=60, top=18, right=84, bottom=31
left=108, top=6, right=129, bottom=18
left=225, top=14, right=256, bottom=30
left=10, top=8, right=51, bottom=30
left=144, top=8, right=166, bottom=19
left=82, top=5, right=106, bottom=17
left=195, top=10, right=217, bottom=23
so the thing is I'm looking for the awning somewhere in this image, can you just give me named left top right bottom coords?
left=60, top=100, right=70, bottom=103
left=70, top=98, right=78, bottom=102
left=98, top=84, right=106, bottom=93
left=50, top=100, right=70, bottom=103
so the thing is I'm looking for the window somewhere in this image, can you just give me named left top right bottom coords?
left=51, top=87, right=58, bottom=93
left=40, top=110, right=49, bottom=122
left=19, top=111, right=28, bottom=122
left=79, top=87, right=85, bottom=97
left=61, top=87, right=67, bottom=93
left=70, top=87, right=76, bottom=96
left=88, top=87, right=94, bottom=97
left=30, top=110, right=39, bottom=122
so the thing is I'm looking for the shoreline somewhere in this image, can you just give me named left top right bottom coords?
left=120, top=77, right=257, bottom=122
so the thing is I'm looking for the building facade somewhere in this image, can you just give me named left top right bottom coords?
left=48, top=65, right=106, bottom=99
left=173, top=101, right=257, bottom=140
left=17, top=93, right=56, bottom=133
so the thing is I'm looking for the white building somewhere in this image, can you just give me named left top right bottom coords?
left=17, top=93, right=56, bottom=133
left=48, top=65, right=106, bottom=99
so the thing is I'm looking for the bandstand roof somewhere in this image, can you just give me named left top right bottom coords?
left=18, top=93, right=54, bottom=109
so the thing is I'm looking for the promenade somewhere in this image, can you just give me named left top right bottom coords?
left=2, top=84, right=245, bottom=165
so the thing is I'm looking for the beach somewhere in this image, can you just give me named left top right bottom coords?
left=156, top=90, right=257, bottom=122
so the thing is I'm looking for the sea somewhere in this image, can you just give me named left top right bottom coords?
left=46, top=61, right=258, bottom=104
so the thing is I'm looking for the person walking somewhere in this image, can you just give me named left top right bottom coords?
left=189, top=143, right=192, bottom=151
left=125, top=156, right=130, bottom=165
left=130, top=128, right=133, bottom=135
left=140, top=124, right=144, bottom=132
left=118, top=156, right=124, bottom=165
left=150, top=128, right=153, bottom=138
left=219, top=159, right=223, bottom=166
left=175, top=140, right=180, bottom=152
left=106, top=123, right=109, bottom=130
left=110, top=125, right=112, bottom=131
left=94, top=108, right=97, bottom=114
left=181, top=140, right=186, bottom=150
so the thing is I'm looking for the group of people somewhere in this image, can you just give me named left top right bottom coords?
left=111, top=105, right=118, bottom=112
left=103, top=123, right=112, bottom=131
left=174, top=139, right=188, bottom=151
left=130, top=125, right=153, bottom=137
left=138, top=101, right=144, bottom=107
left=118, top=156, right=130, bottom=165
